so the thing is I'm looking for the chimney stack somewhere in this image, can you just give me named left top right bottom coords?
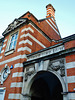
left=46, top=4, right=55, bottom=18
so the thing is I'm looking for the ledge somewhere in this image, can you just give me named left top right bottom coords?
left=5, top=49, right=15, bottom=56
left=23, top=47, right=75, bottom=66
left=0, top=87, right=6, bottom=90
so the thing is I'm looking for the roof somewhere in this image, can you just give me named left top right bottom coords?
left=2, top=11, right=39, bottom=36
left=63, top=34, right=75, bottom=43
left=19, top=11, right=38, bottom=22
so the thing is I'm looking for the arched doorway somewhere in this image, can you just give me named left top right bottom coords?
left=29, top=71, right=63, bottom=100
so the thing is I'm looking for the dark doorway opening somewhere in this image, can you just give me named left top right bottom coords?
left=30, top=71, right=63, bottom=100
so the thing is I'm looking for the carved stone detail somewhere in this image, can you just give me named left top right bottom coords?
left=24, top=65, right=35, bottom=81
left=3, top=18, right=27, bottom=35
left=48, top=58, right=65, bottom=76
left=0, top=64, right=10, bottom=84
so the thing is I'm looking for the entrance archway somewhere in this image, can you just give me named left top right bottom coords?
left=30, top=71, right=63, bottom=100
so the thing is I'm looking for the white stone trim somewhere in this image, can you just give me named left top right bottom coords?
left=0, top=87, right=6, bottom=90
left=27, top=45, right=64, bottom=61
left=46, top=20, right=59, bottom=35
left=1, top=50, right=4, bottom=54
left=29, top=23, right=51, bottom=42
left=12, top=72, right=24, bottom=77
left=0, top=56, right=2, bottom=59
left=47, top=8, right=55, bottom=14
left=49, top=19, right=57, bottom=29
left=20, top=33, right=46, bottom=48
left=4, top=39, right=7, bottom=43
left=68, top=93, right=75, bottom=100
left=47, top=9, right=55, bottom=17
left=65, top=62, right=75, bottom=69
left=5, top=49, right=14, bottom=56
left=29, top=23, right=43, bottom=35
left=17, top=47, right=31, bottom=53
left=20, top=34, right=28, bottom=38
left=19, top=39, right=32, bottom=46
left=0, top=54, right=27, bottom=65
left=21, top=27, right=34, bottom=33
left=14, top=63, right=23, bottom=68
left=47, top=11, right=55, bottom=17
left=3, top=44, right=6, bottom=48
left=67, top=76, right=75, bottom=83
left=10, top=82, right=23, bottom=87
left=0, top=89, right=6, bottom=100
left=8, top=93, right=21, bottom=99
left=51, top=17, right=55, bottom=21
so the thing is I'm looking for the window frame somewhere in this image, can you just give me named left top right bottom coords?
left=0, top=41, right=4, bottom=54
left=5, top=31, right=18, bottom=56
left=0, top=89, right=5, bottom=100
left=9, top=32, right=18, bottom=50
left=0, top=45, right=2, bottom=53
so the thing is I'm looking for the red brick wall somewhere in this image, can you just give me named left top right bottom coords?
left=65, top=40, right=75, bottom=92
left=0, top=14, right=51, bottom=100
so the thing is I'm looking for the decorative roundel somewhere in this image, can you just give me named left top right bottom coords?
left=0, top=64, right=10, bottom=84
left=2, top=68, right=9, bottom=80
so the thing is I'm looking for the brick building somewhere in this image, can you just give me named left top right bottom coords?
left=0, top=4, right=75, bottom=100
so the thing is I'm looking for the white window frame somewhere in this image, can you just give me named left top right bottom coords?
left=5, top=31, right=18, bottom=55
left=0, top=88, right=6, bottom=100
left=0, top=42, right=3, bottom=53
left=9, top=32, right=18, bottom=50
left=0, top=46, right=2, bottom=53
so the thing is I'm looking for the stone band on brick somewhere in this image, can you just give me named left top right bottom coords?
left=10, top=82, right=23, bottom=88
left=8, top=93, right=21, bottom=99
left=12, top=72, right=24, bottom=77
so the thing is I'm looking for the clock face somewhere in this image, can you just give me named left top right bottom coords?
left=2, top=68, right=8, bottom=80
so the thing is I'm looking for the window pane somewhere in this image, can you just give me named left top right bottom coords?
left=0, top=90, right=5, bottom=100
left=9, top=32, right=18, bottom=50
left=13, top=40, right=17, bottom=48
left=0, top=46, right=2, bottom=53
left=0, top=94, right=3, bottom=100
left=11, top=35, right=14, bottom=42
left=15, top=33, right=18, bottom=40
left=9, top=42, right=14, bottom=50
left=0, top=42, right=3, bottom=53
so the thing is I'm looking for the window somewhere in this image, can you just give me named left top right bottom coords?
left=0, top=46, right=2, bottom=53
left=9, top=32, right=18, bottom=50
left=0, top=41, right=3, bottom=53
left=6, top=32, right=18, bottom=52
left=5, top=31, right=18, bottom=56
left=0, top=90, right=5, bottom=100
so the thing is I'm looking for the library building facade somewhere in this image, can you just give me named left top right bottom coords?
left=0, top=4, right=75, bottom=100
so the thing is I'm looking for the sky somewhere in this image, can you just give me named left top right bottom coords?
left=0, top=0, right=75, bottom=38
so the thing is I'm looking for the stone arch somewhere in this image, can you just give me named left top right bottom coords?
left=23, top=70, right=67, bottom=100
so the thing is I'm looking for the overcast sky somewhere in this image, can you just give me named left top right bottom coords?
left=0, top=0, right=75, bottom=38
